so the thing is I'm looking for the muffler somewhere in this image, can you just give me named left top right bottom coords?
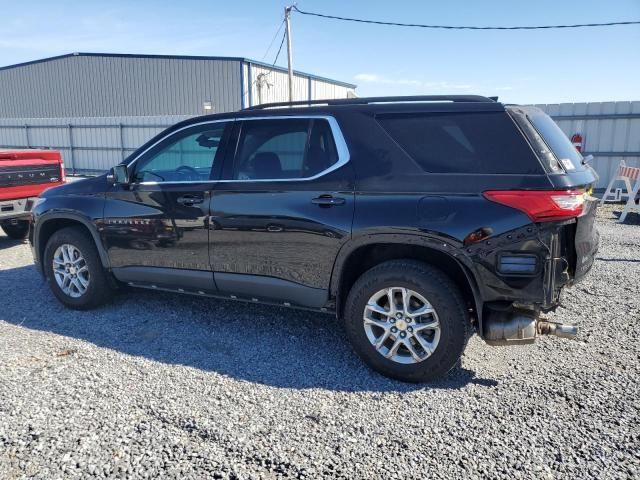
left=483, top=309, right=578, bottom=346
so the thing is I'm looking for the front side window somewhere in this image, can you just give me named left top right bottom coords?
left=134, top=123, right=227, bottom=182
left=234, top=118, right=339, bottom=180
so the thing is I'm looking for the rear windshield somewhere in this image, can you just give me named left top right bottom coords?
left=524, top=109, right=585, bottom=172
left=377, top=112, right=543, bottom=174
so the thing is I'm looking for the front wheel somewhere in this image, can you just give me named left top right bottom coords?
left=1, top=220, right=29, bottom=240
left=344, top=260, right=470, bottom=382
left=43, top=226, right=114, bottom=310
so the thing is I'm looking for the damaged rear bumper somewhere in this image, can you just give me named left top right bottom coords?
left=469, top=200, right=598, bottom=345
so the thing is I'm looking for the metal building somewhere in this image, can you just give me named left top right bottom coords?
left=0, top=52, right=356, bottom=172
left=0, top=52, right=356, bottom=117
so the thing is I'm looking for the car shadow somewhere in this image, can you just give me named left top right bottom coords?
left=0, top=264, right=497, bottom=392
left=0, top=235, right=28, bottom=249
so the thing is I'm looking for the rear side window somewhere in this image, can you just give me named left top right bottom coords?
left=377, top=112, right=543, bottom=174
left=234, top=118, right=339, bottom=180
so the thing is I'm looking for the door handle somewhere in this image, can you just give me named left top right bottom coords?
left=312, top=195, right=346, bottom=207
left=177, top=195, right=204, bottom=206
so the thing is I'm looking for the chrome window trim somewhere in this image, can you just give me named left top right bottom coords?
left=128, top=115, right=350, bottom=185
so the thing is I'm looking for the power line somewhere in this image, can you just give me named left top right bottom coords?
left=252, top=28, right=287, bottom=87
left=272, top=29, right=287, bottom=66
left=251, top=14, right=290, bottom=106
left=291, top=5, right=640, bottom=30
left=261, top=19, right=286, bottom=61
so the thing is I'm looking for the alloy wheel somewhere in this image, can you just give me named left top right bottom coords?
left=363, top=287, right=441, bottom=364
left=52, top=243, right=90, bottom=298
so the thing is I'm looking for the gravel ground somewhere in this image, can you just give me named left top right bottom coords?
left=0, top=204, right=638, bottom=479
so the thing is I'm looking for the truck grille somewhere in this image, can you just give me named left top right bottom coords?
left=0, top=164, right=61, bottom=187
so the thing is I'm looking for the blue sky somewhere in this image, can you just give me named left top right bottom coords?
left=1, top=0, right=638, bottom=104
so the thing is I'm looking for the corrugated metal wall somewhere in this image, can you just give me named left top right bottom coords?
left=311, top=80, right=355, bottom=101
left=242, top=62, right=355, bottom=107
left=0, top=55, right=242, bottom=117
left=0, top=54, right=356, bottom=173
left=0, top=115, right=190, bottom=173
left=535, top=101, right=640, bottom=189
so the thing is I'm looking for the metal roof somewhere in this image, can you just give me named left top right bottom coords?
left=0, top=52, right=357, bottom=89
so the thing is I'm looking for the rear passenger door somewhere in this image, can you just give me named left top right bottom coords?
left=209, top=116, right=354, bottom=308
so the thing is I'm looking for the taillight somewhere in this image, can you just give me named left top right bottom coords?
left=483, top=189, right=585, bottom=222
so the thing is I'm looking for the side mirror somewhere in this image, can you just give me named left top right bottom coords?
left=109, top=165, right=130, bottom=185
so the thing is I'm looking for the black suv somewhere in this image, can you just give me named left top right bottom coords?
left=30, top=95, right=599, bottom=382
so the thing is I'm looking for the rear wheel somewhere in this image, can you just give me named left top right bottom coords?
left=344, top=260, right=470, bottom=382
left=1, top=220, right=29, bottom=240
left=44, top=226, right=114, bottom=310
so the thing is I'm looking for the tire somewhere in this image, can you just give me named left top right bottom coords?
left=43, top=226, right=114, bottom=310
left=2, top=220, right=29, bottom=240
left=343, top=259, right=471, bottom=383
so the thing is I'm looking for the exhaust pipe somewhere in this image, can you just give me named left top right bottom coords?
left=537, top=320, right=578, bottom=340
left=483, top=309, right=578, bottom=346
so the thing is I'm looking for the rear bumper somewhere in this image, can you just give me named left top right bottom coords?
left=0, top=197, right=34, bottom=222
left=475, top=217, right=598, bottom=343
left=472, top=204, right=599, bottom=333
left=572, top=197, right=599, bottom=283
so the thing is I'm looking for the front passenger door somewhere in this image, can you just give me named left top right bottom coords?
left=102, top=121, right=230, bottom=292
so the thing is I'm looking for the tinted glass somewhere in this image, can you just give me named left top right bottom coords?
left=526, top=110, right=585, bottom=172
left=306, top=119, right=339, bottom=177
left=377, top=112, right=543, bottom=174
left=135, top=123, right=226, bottom=182
left=234, top=119, right=338, bottom=180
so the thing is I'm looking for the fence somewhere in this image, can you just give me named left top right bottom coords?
left=0, top=115, right=191, bottom=174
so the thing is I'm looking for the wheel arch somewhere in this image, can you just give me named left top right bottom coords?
left=330, top=235, right=483, bottom=329
left=35, top=213, right=110, bottom=274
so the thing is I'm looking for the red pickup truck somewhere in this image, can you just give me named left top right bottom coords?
left=0, top=150, right=65, bottom=239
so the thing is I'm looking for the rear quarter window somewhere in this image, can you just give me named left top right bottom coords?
left=377, top=112, right=543, bottom=174
left=525, top=109, right=586, bottom=172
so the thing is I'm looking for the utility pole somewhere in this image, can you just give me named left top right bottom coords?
left=285, top=6, right=294, bottom=103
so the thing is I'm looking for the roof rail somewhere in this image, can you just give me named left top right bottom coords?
left=245, top=95, right=496, bottom=110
